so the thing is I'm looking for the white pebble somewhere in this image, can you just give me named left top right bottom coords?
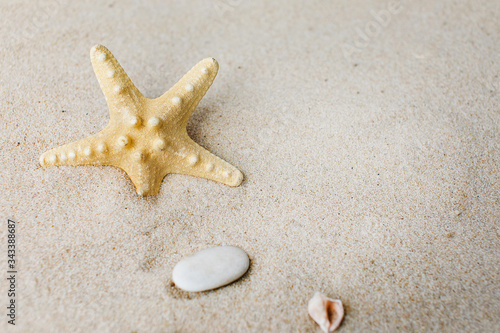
left=172, top=246, right=249, bottom=292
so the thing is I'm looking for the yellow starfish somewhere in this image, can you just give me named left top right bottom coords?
left=39, top=45, right=243, bottom=196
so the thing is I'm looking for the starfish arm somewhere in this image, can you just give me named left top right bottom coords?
left=119, top=161, right=166, bottom=196
left=40, top=133, right=109, bottom=167
left=168, top=134, right=243, bottom=187
left=151, top=58, right=219, bottom=127
left=90, top=44, right=146, bottom=118
left=39, top=130, right=113, bottom=167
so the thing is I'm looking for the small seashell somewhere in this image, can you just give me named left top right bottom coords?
left=308, top=292, right=344, bottom=333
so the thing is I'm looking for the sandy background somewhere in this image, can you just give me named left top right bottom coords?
left=1, top=0, right=499, bottom=332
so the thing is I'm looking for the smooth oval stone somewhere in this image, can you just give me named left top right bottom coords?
left=172, top=246, right=250, bottom=292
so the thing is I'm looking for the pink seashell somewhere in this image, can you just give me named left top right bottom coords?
left=308, top=292, right=344, bottom=332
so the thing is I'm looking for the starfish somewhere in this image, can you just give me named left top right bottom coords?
left=39, top=44, right=243, bottom=196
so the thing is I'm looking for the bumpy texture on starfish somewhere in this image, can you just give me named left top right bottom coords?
left=39, top=44, right=243, bottom=196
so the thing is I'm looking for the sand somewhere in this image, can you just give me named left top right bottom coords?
left=1, top=0, right=499, bottom=331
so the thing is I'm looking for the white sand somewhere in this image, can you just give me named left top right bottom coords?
left=0, top=0, right=499, bottom=331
